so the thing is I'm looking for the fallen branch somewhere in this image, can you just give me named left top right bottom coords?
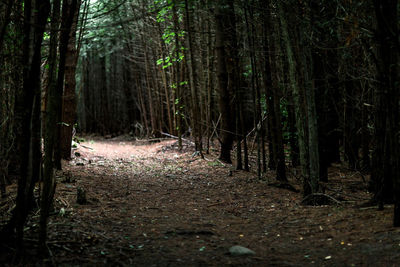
left=135, top=138, right=173, bottom=142
left=160, top=132, right=194, bottom=145
left=80, top=144, right=94, bottom=150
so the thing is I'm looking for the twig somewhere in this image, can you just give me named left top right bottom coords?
left=160, top=132, right=194, bottom=145
left=233, top=114, right=268, bottom=151
left=80, top=144, right=94, bottom=150
left=216, top=159, right=226, bottom=167
left=210, top=114, right=222, bottom=142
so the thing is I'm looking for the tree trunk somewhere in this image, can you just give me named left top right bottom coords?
left=215, top=1, right=237, bottom=163
left=371, top=0, right=399, bottom=225
left=184, top=0, right=202, bottom=154
left=10, top=0, right=50, bottom=249
left=278, top=1, right=319, bottom=196
left=265, top=0, right=287, bottom=182
left=41, top=0, right=77, bottom=249
left=60, top=0, right=81, bottom=160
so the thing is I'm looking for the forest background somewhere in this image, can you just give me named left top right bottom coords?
left=0, top=0, right=399, bottom=258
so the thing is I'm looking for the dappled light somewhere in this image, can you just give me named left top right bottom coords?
left=0, top=0, right=399, bottom=265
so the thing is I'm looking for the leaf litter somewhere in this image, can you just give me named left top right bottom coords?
left=1, top=136, right=400, bottom=266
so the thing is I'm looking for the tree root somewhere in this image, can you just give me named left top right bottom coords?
left=301, top=193, right=341, bottom=206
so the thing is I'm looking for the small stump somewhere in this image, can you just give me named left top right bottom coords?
left=77, top=187, right=87, bottom=204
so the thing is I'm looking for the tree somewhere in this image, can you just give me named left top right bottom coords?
left=41, top=0, right=79, bottom=249
left=184, top=0, right=203, bottom=154
left=371, top=0, right=399, bottom=225
left=214, top=1, right=238, bottom=163
left=278, top=0, right=319, bottom=197
left=60, top=0, right=83, bottom=160
left=1, top=0, right=50, bottom=250
left=262, top=0, right=287, bottom=182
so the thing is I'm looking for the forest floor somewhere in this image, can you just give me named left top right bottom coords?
left=1, top=136, right=400, bottom=266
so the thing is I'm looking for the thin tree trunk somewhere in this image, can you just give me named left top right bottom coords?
left=184, top=0, right=203, bottom=154
left=12, top=0, right=50, bottom=250
left=60, top=0, right=81, bottom=159
left=41, top=0, right=77, bottom=249
left=244, top=4, right=261, bottom=179
left=278, top=1, right=311, bottom=195
left=215, top=1, right=237, bottom=163
left=172, top=0, right=182, bottom=149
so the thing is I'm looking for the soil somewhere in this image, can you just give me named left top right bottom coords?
left=1, top=136, right=400, bottom=266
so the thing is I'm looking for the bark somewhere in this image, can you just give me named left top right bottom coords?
left=41, top=0, right=78, bottom=248
left=287, top=99, right=300, bottom=167
left=214, top=1, right=237, bottom=163
left=266, top=1, right=287, bottom=182
left=371, top=0, right=399, bottom=225
left=54, top=0, right=79, bottom=169
left=122, top=56, right=136, bottom=132
left=245, top=4, right=261, bottom=178
left=184, top=0, right=203, bottom=154
left=7, top=0, right=50, bottom=249
left=142, top=34, right=157, bottom=135
left=60, top=0, right=81, bottom=160
left=262, top=0, right=276, bottom=171
left=172, top=1, right=182, bottom=149
left=158, top=26, right=174, bottom=135
left=205, top=9, right=214, bottom=154
left=279, top=1, right=318, bottom=196
left=278, top=2, right=308, bottom=185
left=99, top=56, right=109, bottom=135
left=311, top=0, right=340, bottom=181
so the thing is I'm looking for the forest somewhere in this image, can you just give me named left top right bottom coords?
left=0, top=0, right=399, bottom=265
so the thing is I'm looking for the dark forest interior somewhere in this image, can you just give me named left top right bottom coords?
left=0, top=0, right=399, bottom=265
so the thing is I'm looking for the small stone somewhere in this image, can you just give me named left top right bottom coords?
left=74, top=152, right=81, bottom=157
left=229, top=245, right=256, bottom=256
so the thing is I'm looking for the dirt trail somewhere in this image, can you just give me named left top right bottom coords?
left=3, top=138, right=400, bottom=266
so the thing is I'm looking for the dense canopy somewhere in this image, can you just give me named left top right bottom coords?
left=0, top=0, right=399, bottom=265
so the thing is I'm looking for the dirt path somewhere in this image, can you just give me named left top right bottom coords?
left=5, top=138, right=400, bottom=266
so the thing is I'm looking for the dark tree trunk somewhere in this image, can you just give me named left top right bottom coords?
left=311, top=0, right=341, bottom=182
left=41, top=0, right=78, bottom=248
left=214, top=1, right=237, bottom=163
left=122, top=56, right=136, bottom=132
left=371, top=0, right=399, bottom=226
left=287, top=99, right=300, bottom=167
left=6, top=0, right=50, bottom=249
left=184, top=0, right=203, bottom=154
